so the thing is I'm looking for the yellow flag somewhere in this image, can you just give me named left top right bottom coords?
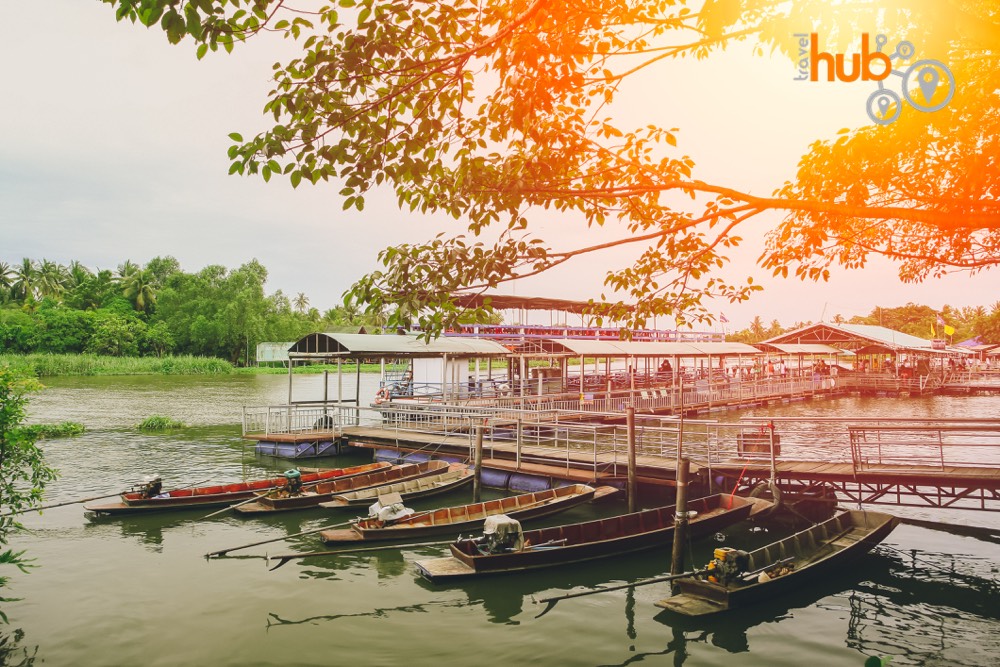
left=931, top=323, right=936, bottom=337
left=944, top=324, right=955, bottom=336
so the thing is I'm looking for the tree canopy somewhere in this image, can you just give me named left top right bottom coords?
left=101, top=0, right=1000, bottom=334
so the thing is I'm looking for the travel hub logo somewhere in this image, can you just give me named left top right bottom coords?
left=793, top=32, right=956, bottom=125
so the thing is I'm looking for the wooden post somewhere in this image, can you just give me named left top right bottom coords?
left=626, top=405, right=637, bottom=513
left=670, top=457, right=690, bottom=591
left=473, top=422, right=484, bottom=503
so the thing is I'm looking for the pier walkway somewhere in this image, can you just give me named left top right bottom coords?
left=244, top=403, right=1000, bottom=513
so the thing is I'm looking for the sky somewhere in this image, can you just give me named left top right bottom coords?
left=2, top=2, right=996, bottom=332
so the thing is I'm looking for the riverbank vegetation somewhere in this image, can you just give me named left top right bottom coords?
left=3, top=258, right=1000, bottom=378
left=137, top=416, right=185, bottom=431
left=0, top=257, right=380, bottom=366
left=0, top=365, right=60, bottom=624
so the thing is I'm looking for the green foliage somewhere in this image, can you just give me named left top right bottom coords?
left=1, top=364, right=59, bottom=621
left=137, top=415, right=186, bottom=431
left=0, top=354, right=234, bottom=377
left=16, top=423, right=85, bottom=440
left=1, top=255, right=348, bottom=365
left=96, top=0, right=1000, bottom=339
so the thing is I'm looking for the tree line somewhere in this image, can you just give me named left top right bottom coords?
left=726, top=303, right=1000, bottom=345
left=0, top=257, right=380, bottom=365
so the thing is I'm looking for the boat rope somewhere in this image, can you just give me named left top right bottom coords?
left=728, top=461, right=750, bottom=503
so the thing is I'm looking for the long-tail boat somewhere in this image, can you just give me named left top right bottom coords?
left=317, top=465, right=474, bottom=509
left=320, top=484, right=617, bottom=545
left=235, top=460, right=450, bottom=514
left=654, top=509, right=899, bottom=616
left=82, top=462, right=391, bottom=516
left=415, top=494, right=771, bottom=582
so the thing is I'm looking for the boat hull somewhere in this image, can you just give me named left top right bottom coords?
left=82, top=462, right=391, bottom=516
left=320, top=484, right=610, bottom=545
left=318, top=467, right=474, bottom=508
left=235, top=460, right=451, bottom=514
left=655, top=509, right=899, bottom=616
left=415, top=494, right=767, bottom=582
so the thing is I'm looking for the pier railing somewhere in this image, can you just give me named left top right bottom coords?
left=849, top=422, right=1000, bottom=472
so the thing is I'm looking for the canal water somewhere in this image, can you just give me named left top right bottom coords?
left=5, top=375, right=1000, bottom=666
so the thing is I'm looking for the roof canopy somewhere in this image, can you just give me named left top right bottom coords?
left=753, top=343, right=845, bottom=355
left=509, top=339, right=759, bottom=357
left=764, top=323, right=936, bottom=353
left=289, top=333, right=511, bottom=359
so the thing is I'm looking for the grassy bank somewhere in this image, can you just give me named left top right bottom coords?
left=0, top=353, right=236, bottom=377
left=0, top=354, right=537, bottom=378
left=0, top=353, right=406, bottom=377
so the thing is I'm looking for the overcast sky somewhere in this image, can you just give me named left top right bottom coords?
left=2, top=2, right=995, bottom=331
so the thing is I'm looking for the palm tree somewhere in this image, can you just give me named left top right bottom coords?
left=115, top=260, right=139, bottom=283
left=67, top=260, right=93, bottom=288
left=0, top=261, right=13, bottom=301
left=10, top=258, right=37, bottom=302
left=293, top=292, right=309, bottom=314
left=36, top=259, right=70, bottom=300
left=748, top=316, right=765, bottom=341
left=121, top=269, right=157, bottom=313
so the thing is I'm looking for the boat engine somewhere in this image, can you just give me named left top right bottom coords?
left=480, top=515, right=524, bottom=554
left=283, top=469, right=303, bottom=495
left=367, top=492, right=414, bottom=526
left=705, top=547, right=750, bottom=585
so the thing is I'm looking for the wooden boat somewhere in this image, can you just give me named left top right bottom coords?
left=415, top=493, right=771, bottom=582
left=320, top=484, right=617, bottom=545
left=317, top=465, right=474, bottom=508
left=235, top=460, right=450, bottom=514
left=654, top=509, right=899, bottom=616
left=82, top=461, right=391, bottom=516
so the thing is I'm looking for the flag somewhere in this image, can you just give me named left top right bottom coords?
left=937, top=313, right=946, bottom=327
left=931, top=323, right=936, bottom=338
left=720, top=313, right=729, bottom=324
left=944, top=324, right=955, bottom=336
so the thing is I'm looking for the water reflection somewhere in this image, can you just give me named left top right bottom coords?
left=637, top=544, right=1000, bottom=666
left=0, top=627, right=38, bottom=667
left=264, top=598, right=467, bottom=630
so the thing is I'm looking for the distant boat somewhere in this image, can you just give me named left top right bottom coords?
left=83, top=462, right=391, bottom=516
left=317, top=465, right=475, bottom=508
left=654, top=509, right=899, bottom=616
left=415, top=494, right=770, bottom=582
left=235, top=460, right=450, bottom=514
left=320, top=484, right=617, bottom=545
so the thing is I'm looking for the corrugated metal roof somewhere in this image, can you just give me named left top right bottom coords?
left=542, top=339, right=759, bottom=356
left=765, top=322, right=934, bottom=352
left=755, top=343, right=844, bottom=355
left=289, top=333, right=511, bottom=358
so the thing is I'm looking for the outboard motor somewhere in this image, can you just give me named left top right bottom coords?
left=705, top=547, right=750, bottom=585
left=481, top=515, right=524, bottom=554
left=367, top=492, right=414, bottom=526
left=283, top=469, right=303, bottom=495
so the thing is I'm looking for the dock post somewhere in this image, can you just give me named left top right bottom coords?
left=473, top=422, right=484, bottom=503
left=627, top=405, right=637, bottom=513
left=670, top=457, right=690, bottom=592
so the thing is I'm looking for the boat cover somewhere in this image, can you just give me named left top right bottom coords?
left=483, top=515, right=524, bottom=552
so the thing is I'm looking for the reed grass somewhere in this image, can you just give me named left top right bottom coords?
left=0, top=354, right=234, bottom=377
left=18, top=422, right=86, bottom=439
left=137, top=415, right=186, bottom=431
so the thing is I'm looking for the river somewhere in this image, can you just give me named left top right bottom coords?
left=4, top=374, right=1000, bottom=666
